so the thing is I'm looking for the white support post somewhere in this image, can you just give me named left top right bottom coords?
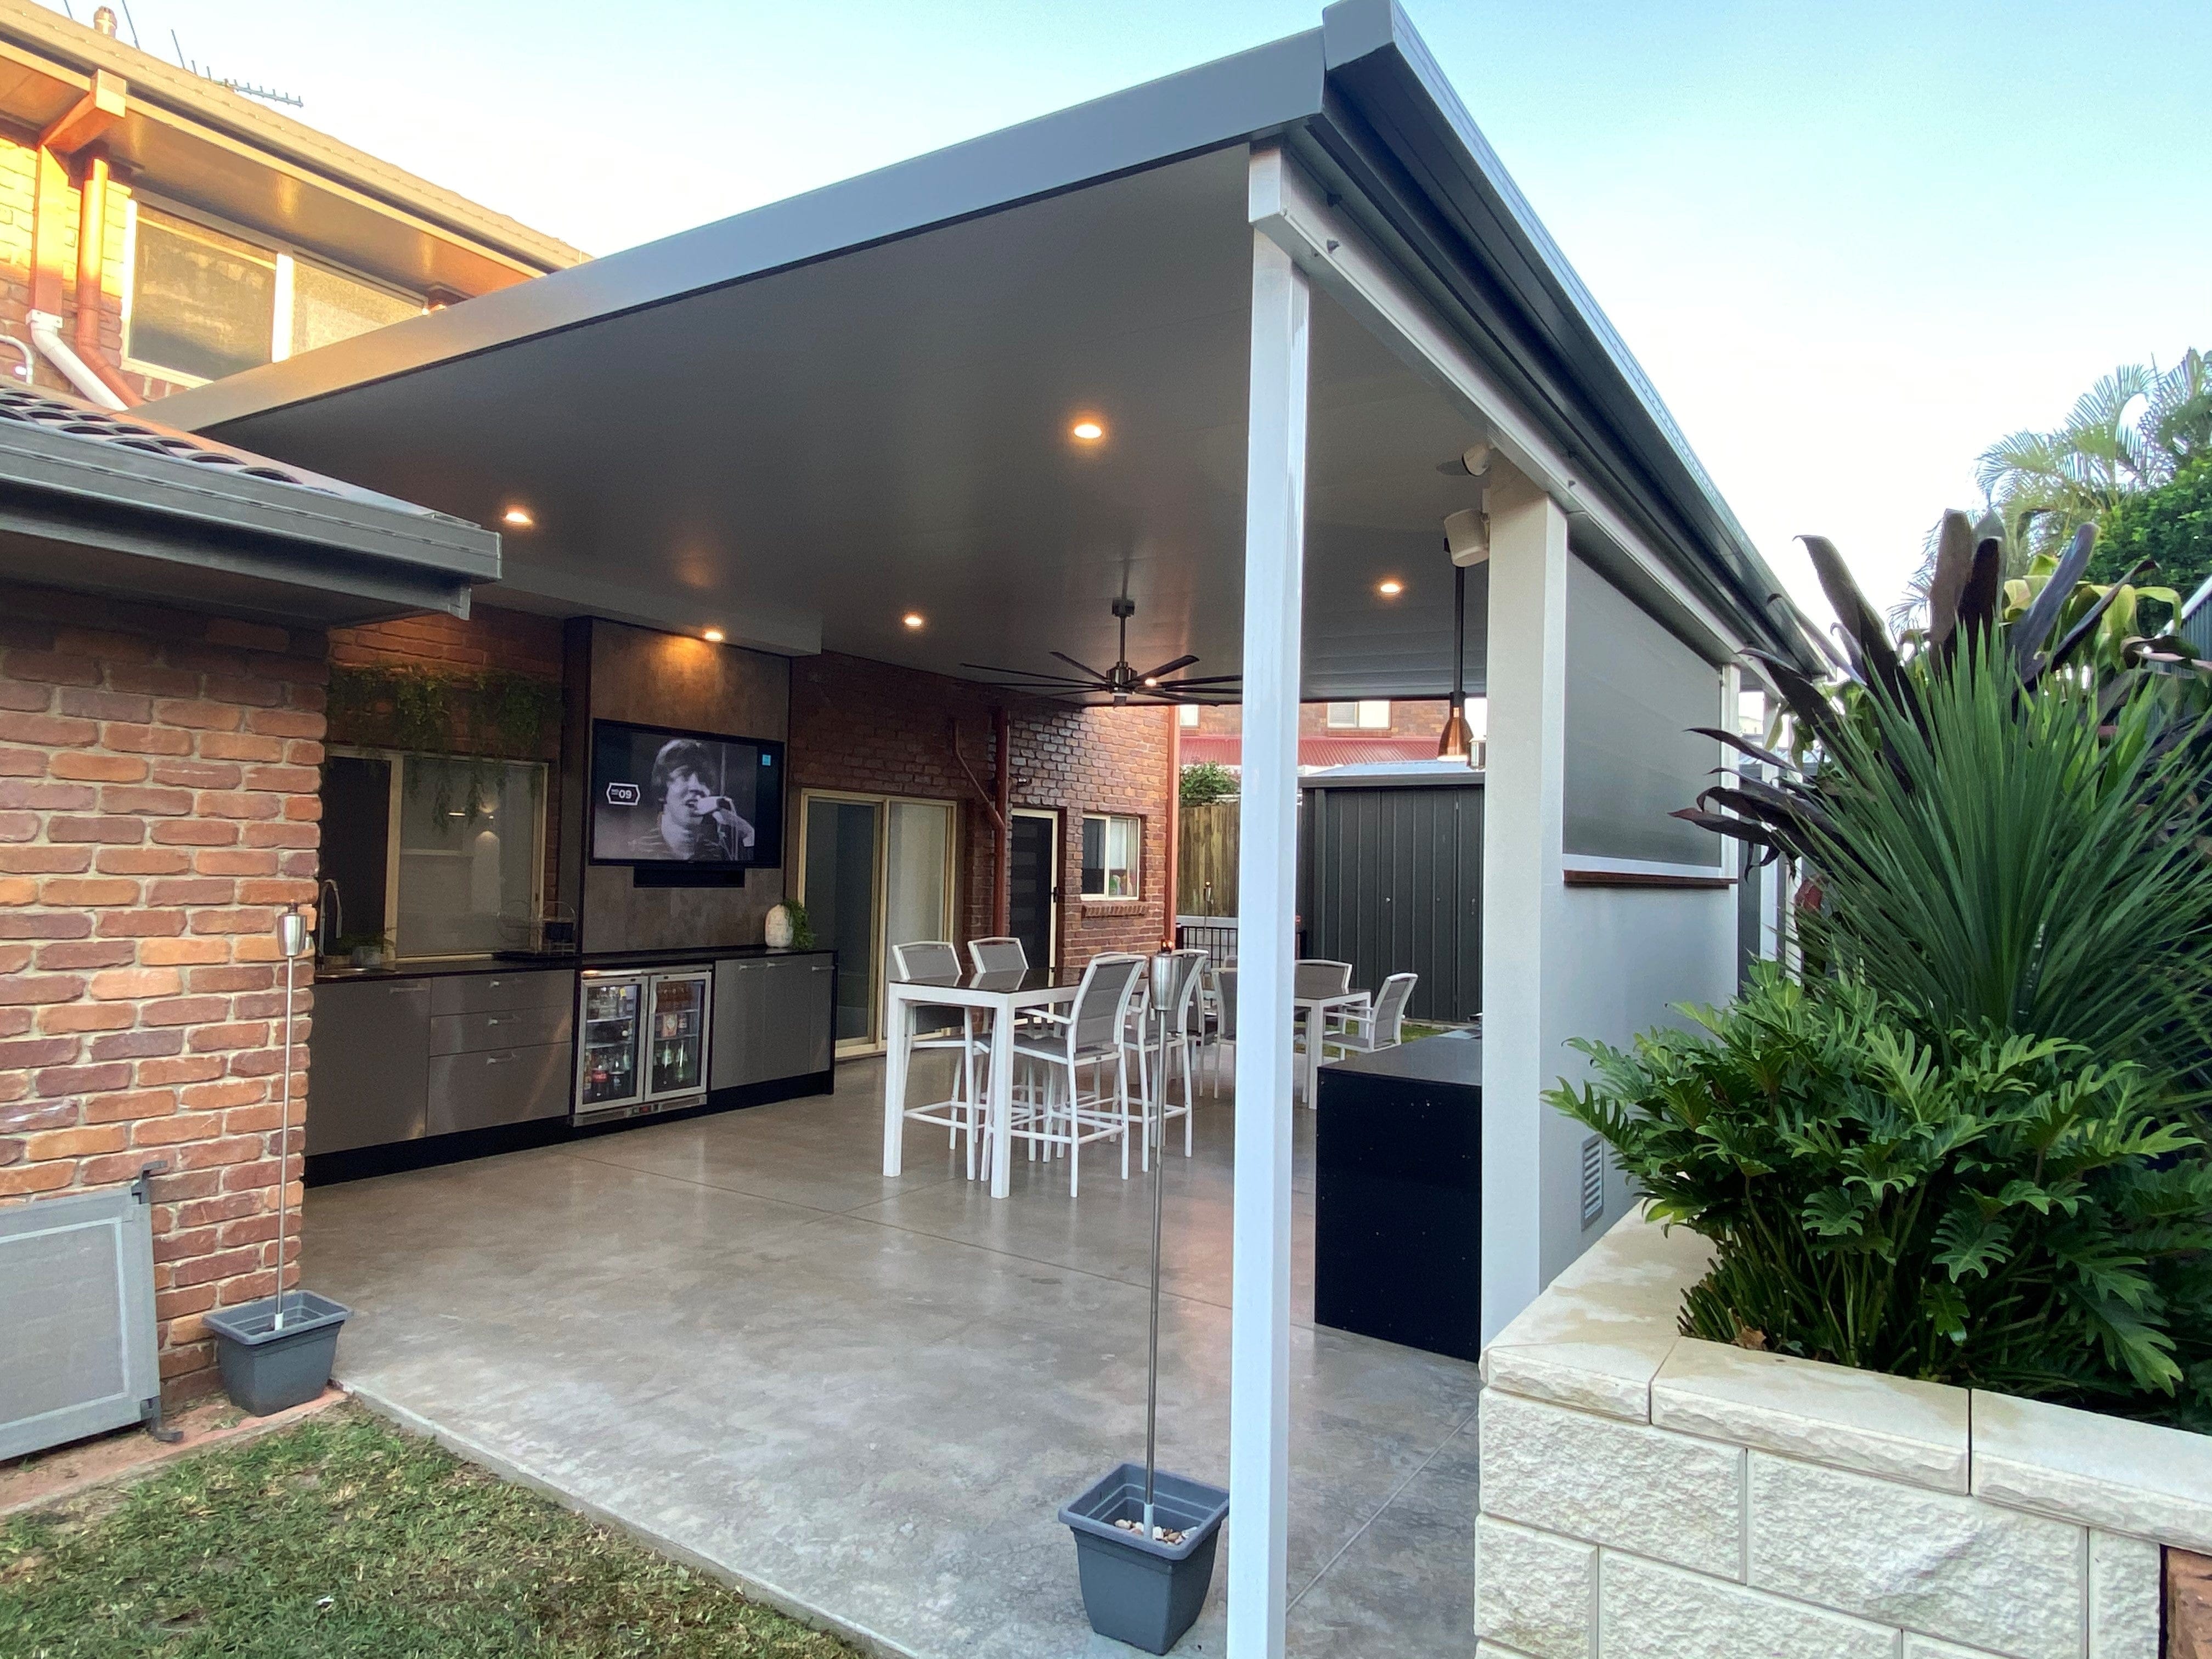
left=1477, top=466, right=1572, bottom=1344
left=1227, top=221, right=1308, bottom=1659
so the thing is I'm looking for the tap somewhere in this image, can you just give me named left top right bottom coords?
left=317, top=878, right=343, bottom=959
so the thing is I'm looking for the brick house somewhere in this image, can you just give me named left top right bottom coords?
left=0, top=387, right=490, bottom=1402
left=0, top=0, right=578, bottom=411
left=1179, top=696, right=1465, bottom=772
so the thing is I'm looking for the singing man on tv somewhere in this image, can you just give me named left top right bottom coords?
left=633, top=738, right=755, bottom=862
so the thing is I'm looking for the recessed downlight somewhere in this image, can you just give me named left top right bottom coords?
left=501, top=506, right=533, bottom=528
left=702, top=628, right=725, bottom=644
left=1070, top=419, right=1105, bottom=443
left=902, top=612, right=926, bottom=630
left=1377, top=578, right=1405, bottom=597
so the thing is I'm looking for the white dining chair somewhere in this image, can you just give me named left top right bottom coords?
left=1006, top=952, right=1146, bottom=1195
left=1124, top=948, right=1207, bottom=1165
left=891, top=941, right=988, bottom=1178
left=1324, top=972, right=1419, bottom=1058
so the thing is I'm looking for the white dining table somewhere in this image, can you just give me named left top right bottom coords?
left=882, top=964, right=1082, bottom=1198
left=1293, top=990, right=1369, bottom=1105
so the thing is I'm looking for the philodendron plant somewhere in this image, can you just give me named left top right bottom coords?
left=1551, top=972, right=2212, bottom=1429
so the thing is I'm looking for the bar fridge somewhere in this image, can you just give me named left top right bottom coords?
left=573, top=968, right=712, bottom=1124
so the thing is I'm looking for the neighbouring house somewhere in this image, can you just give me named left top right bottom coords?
left=0, top=0, right=580, bottom=409
left=1180, top=696, right=1468, bottom=772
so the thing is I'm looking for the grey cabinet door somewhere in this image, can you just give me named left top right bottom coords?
left=712, top=957, right=834, bottom=1088
left=426, top=1045, right=571, bottom=1135
left=710, top=960, right=769, bottom=1089
left=307, top=979, right=432, bottom=1155
left=765, top=958, right=836, bottom=1078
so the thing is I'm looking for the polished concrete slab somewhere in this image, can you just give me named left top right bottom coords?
left=304, top=1056, right=1481, bottom=1657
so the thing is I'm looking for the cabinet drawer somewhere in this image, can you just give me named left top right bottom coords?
left=431, top=969, right=576, bottom=1017
left=425, top=1043, right=571, bottom=1135
left=428, top=1004, right=572, bottom=1056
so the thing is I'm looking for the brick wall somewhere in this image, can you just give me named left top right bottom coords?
left=0, top=124, right=194, bottom=404
left=790, top=652, right=1175, bottom=967
left=1189, top=698, right=1452, bottom=738
left=0, top=581, right=325, bottom=1400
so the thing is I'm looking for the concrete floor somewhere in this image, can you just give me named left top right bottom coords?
left=303, top=1056, right=1481, bottom=1657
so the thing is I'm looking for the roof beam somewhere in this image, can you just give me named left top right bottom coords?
left=1248, top=143, right=1741, bottom=663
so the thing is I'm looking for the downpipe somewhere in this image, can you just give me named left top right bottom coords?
left=29, top=309, right=126, bottom=410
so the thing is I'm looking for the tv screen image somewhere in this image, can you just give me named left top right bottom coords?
left=590, top=721, right=783, bottom=868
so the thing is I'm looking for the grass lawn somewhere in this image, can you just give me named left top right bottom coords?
left=0, top=1405, right=857, bottom=1658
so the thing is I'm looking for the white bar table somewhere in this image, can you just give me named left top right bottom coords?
left=1293, top=991, right=1367, bottom=1106
left=882, top=963, right=1082, bottom=1198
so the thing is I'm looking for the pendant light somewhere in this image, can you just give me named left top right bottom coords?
left=1437, top=561, right=1476, bottom=765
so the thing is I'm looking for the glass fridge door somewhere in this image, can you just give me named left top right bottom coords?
left=647, top=973, right=708, bottom=1098
left=578, top=977, right=643, bottom=1109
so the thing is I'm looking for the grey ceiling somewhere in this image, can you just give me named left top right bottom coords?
left=205, top=148, right=1494, bottom=699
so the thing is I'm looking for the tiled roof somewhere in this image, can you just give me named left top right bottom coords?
left=0, top=386, right=453, bottom=519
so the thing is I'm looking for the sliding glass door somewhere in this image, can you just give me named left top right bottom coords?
left=797, top=792, right=956, bottom=1054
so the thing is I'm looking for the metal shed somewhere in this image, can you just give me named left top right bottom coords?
left=1298, top=761, right=1482, bottom=1023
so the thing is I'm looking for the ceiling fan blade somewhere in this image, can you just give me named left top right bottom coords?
left=1049, top=651, right=1111, bottom=682
left=958, top=662, right=1097, bottom=685
left=1138, top=654, right=1199, bottom=682
left=1153, top=672, right=1243, bottom=687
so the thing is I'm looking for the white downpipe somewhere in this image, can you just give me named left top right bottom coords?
left=1226, top=219, right=1308, bottom=1659
left=27, top=309, right=125, bottom=410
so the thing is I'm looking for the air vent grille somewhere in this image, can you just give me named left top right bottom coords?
left=1579, top=1134, right=1607, bottom=1229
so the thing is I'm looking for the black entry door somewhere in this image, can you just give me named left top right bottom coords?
left=1008, top=814, right=1057, bottom=970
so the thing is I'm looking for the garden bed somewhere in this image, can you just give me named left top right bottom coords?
left=1475, top=1206, right=2212, bottom=1659
left=0, top=1404, right=858, bottom=1658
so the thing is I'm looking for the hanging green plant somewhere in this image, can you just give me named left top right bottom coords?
left=328, top=664, right=562, bottom=759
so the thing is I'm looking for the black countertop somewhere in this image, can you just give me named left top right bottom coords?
left=313, top=944, right=829, bottom=984
left=1324, top=1031, right=1482, bottom=1088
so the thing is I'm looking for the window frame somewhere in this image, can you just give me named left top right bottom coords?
left=1079, top=811, right=1143, bottom=901
left=1177, top=702, right=1201, bottom=729
left=326, top=744, right=548, bottom=961
left=121, top=197, right=426, bottom=388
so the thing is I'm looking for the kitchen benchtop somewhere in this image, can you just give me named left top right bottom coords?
left=312, top=945, right=830, bottom=983
left=1324, top=1031, right=1482, bottom=1089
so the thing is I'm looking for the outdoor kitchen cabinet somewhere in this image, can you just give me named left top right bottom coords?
left=306, top=978, right=432, bottom=1155
left=307, top=967, right=575, bottom=1156
left=711, top=953, right=836, bottom=1091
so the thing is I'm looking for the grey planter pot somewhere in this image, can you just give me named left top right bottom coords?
left=204, top=1291, right=348, bottom=1417
left=1060, top=1463, right=1229, bottom=1654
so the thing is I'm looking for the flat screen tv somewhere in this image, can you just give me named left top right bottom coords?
left=589, top=719, right=784, bottom=871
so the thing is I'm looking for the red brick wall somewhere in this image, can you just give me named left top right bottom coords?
left=0, top=582, right=325, bottom=1400
left=789, top=652, right=1175, bottom=968
left=1189, top=698, right=1452, bottom=738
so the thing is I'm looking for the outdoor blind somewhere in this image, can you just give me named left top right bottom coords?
left=1562, top=556, right=1725, bottom=867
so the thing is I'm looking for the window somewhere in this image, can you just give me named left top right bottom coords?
left=1080, top=813, right=1141, bottom=899
left=1325, top=701, right=1391, bottom=729
left=125, top=204, right=424, bottom=386
left=1177, top=703, right=1201, bottom=729
left=320, top=749, right=546, bottom=960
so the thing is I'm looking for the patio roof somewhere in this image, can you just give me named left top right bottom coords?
left=146, top=0, right=1816, bottom=697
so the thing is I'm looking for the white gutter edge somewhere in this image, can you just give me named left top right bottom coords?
left=27, top=310, right=126, bottom=411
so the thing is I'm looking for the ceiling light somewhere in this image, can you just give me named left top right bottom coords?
left=902, top=613, right=926, bottom=630
left=1070, top=419, right=1105, bottom=442
left=1377, top=579, right=1404, bottom=597
left=702, top=628, right=725, bottom=644
left=500, top=506, right=533, bottom=528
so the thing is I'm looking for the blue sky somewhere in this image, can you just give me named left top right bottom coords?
left=67, top=1, right=2211, bottom=620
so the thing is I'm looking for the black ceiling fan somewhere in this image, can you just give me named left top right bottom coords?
left=962, top=597, right=1239, bottom=706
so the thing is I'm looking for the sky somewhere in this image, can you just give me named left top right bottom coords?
left=57, top=0, right=2212, bottom=624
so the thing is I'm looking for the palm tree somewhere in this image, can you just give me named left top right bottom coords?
left=1893, top=351, right=2206, bottom=625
